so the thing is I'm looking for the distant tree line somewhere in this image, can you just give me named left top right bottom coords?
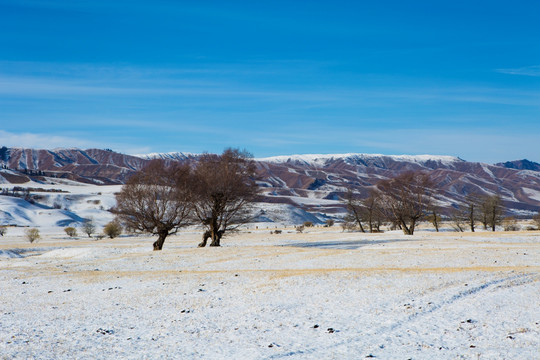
left=343, top=170, right=513, bottom=235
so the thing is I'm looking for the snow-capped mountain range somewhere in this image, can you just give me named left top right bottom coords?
left=1, top=147, right=540, bottom=227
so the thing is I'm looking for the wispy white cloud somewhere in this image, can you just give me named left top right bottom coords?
left=0, top=130, right=151, bottom=155
left=496, top=65, right=540, bottom=77
left=2, top=73, right=539, bottom=109
left=0, top=130, right=100, bottom=150
left=2, top=61, right=540, bottom=108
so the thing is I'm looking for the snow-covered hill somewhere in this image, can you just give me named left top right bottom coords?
left=0, top=178, right=117, bottom=230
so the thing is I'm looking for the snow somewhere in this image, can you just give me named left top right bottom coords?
left=258, top=153, right=462, bottom=167
left=1, top=229, right=538, bottom=359
left=0, top=179, right=119, bottom=230
left=0, top=175, right=336, bottom=228
left=253, top=203, right=326, bottom=225
left=523, top=188, right=540, bottom=202
left=134, top=152, right=195, bottom=160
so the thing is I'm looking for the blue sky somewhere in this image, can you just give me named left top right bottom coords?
left=0, top=0, right=539, bottom=162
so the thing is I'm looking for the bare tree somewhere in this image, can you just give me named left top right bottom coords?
left=82, top=218, right=96, bottom=238
left=344, top=189, right=366, bottom=233
left=192, top=148, right=258, bottom=247
left=463, top=193, right=480, bottom=232
left=450, top=207, right=466, bottom=232
left=377, top=171, right=434, bottom=235
left=427, top=207, right=441, bottom=232
left=25, top=228, right=40, bottom=243
left=363, top=189, right=382, bottom=233
left=479, top=194, right=504, bottom=231
left=115, top=160, right=192, bottom=250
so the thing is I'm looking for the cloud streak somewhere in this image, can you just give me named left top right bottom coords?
left=0, top=130, right=100, bottom=150
left=496, top=65, right=540, bottom=77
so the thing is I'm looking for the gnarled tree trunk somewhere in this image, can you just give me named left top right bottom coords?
left=153, top=230, right=169, bottom=251
left=198, top=229, right=224, bottom=247
left=198, top=230, right=211, bottom=247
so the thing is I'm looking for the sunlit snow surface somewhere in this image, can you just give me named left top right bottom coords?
left=1, top=229, right=539, bottom=359
left=257, top=153, right=462, bottom=167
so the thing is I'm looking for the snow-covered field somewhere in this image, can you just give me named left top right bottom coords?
left=1, top=228, right=539, bottom=359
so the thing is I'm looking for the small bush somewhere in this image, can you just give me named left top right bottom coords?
left=341, top=222, right=356, bottom=232
left=25, top=228, right=40, bottom=243
left=296, top=225, right=305, bottom=233
left=503, top=217, right=519, bottom=232
left=325, top=219, right=334, bottom=227
left=64, top=226, right=77, bottom=238
left=0, top=226, right=7, bottom=237
left=103, top=221, right=122, bottom=239
left=533, top=213, right=540, bottom=230
left=303, top=221, right=313, bottom=227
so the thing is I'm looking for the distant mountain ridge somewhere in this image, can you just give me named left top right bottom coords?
left=496, top=159, right=540, bottom=172
left=135, top=152, right=196, bottom=161
left=1, top=146, right=540, bottom=217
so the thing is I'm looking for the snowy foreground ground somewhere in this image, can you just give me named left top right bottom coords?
left=1, top=228, right=539, bottom=359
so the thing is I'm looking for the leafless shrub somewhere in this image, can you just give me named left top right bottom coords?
left=340, top=221, right=357, bottom=232
left=503, top=217, right=519, bottom=231
left=25, top=228, right=40, bottom=243
left=82, top=219, right=96, bottom=238
left=533, top=212, right=540, bottom=230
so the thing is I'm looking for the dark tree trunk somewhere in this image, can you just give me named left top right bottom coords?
left=210, top=229, right=224, bottom=247
left=469, top=205, right=475, bottom=232
left=198, top=230, right=211, bottom=247
left=400, top=219, right=412, bottom=235
left=153, top=230, right=169, bottom=251
left=432, top=211, right=439, bottom=232
left=198, top=229, right=224, bottom=247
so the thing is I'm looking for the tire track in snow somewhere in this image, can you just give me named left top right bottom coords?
left=265, top=272, right=539, bottom=359
left=384, top=272, right=538, bottom=333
